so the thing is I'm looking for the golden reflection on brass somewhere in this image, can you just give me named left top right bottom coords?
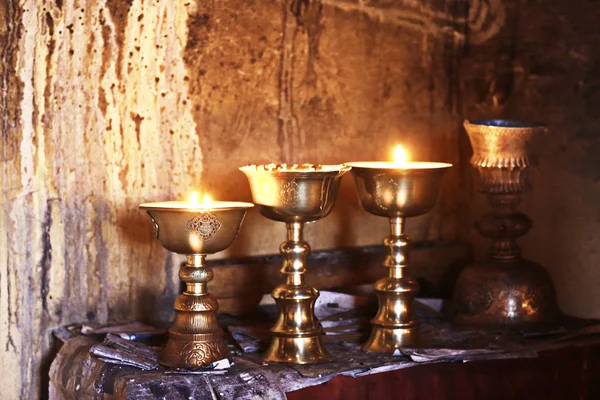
left=139, top=202, right=253, bottom=368
left=345, top=162, right=451, bottom=353
left=451, top=120, right=560, bottom=329
left=240, top=164, right=349, bottom=364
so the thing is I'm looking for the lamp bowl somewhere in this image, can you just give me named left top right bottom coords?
left=139, top=202, right=253, bottom=254
left=239, top=164, right=349, bottom=223
left=345, top=163, right=451, bottom=218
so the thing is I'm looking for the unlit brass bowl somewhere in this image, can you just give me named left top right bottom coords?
left=346, top=161, right=451, bottom=353
left=240, top=164, right=349, bottom=364
left=139, top=201, right=253, bottom=369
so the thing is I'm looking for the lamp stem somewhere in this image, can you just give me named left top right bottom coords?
left=185, top=254, right=208, bottom=294
left=282, top=222, right=307, bottom=286
left=390, top=215, right=404, bottom=236
left=264, top=221, right=332, bottom=363
left=386, top=216, right=408, bottom=279
left=480, top=193, right=531, bottom=261
left=362, top=216, right=419, bottom=352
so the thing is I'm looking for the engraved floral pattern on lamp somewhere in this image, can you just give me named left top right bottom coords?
left=182, top=342, right=225, bottom=367
left=186, top=213, right=222, bottom=241
left=373, top=174, right=400, bottom=211
left=280, top=180, right=299, bottom=205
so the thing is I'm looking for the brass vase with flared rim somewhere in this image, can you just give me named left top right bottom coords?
left=451, top=119, right=560, bottom=329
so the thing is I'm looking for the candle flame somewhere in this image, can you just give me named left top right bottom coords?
left=189, top=191, right=212, bottom=207
left=393, top=145, right=408, bottom=167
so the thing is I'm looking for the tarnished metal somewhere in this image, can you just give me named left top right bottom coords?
left=345, top=161, right=451, bottom=353
left=139, top=202, right=253, bottom=368
left=466, top=119, right=542, bottom=193
left=451, top=119, right=560, bottom=329
left=240, top=164, right=349, bottom=364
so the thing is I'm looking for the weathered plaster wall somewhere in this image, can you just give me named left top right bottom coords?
left=12, top=0, right=600, bottom=396
left=2, top=1, right=204, bottom=397
left=1, top=0, right=497, bottom=397
left=11, top=0, right=600, bottom=397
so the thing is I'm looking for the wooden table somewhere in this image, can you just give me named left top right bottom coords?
left=287, top=343, right=600, bottom=400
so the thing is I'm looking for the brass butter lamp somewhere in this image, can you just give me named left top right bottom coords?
left=140, top=193, right=253, bottom=368
left=240, top=164, right=349, bottom=364
left=451, top=119, right=560, bottom=328
left=346, top=146, right=451, bottom=353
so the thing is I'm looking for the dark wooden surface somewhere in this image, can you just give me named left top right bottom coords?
left=287, top=343, right=600, bottom=400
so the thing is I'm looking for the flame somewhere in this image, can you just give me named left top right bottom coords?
left=189, top=191, right=212, bottom=207
left=393, top=145, right=408, bottom=167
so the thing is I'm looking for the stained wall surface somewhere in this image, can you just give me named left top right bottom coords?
left=6, top=0, right=598, bottom=398
left=0, top=0, right=482, bottom=397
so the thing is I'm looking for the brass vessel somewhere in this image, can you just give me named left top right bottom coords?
left=240, top=164, right=349, bottom=364
left=139, top=200, right=253, bottom=368
left=451, top=119, right=560, bottom=329
left=345, top=161, right=451, bottom=353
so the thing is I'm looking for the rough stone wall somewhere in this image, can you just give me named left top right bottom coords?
left=0, top=0, right=504, bottom=398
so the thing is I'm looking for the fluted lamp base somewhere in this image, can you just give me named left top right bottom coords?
left=362, top=274, right=421, bottom=353
left=160, top=288, right=227, bottom=368
left=160, top=330, right=227, bottom=369
left=265, top=336, right=332, bottom=364
left=265, top=279, right=332, bottom=364
left=362, top=326, right=418, bottom=353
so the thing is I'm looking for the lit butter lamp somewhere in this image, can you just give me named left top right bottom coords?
left=346, top=146, right=451, bottom=353
left=240, top=163, right=349, bottom=364
left=139, top=193, right=253, bottom=369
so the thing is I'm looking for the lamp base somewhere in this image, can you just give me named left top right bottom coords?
left=452, top=259, right=560, bottom=329
left=264, top=335, right=332, bottom=364
left=263, top=222, right=332, bottom=364
left=362, top=325, right=419, bottom=353
left=160, top=331, right=227, bottom=369
left=159, top=288, right=227, bottom=369
left=266, top=282, right=332, bottom=364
